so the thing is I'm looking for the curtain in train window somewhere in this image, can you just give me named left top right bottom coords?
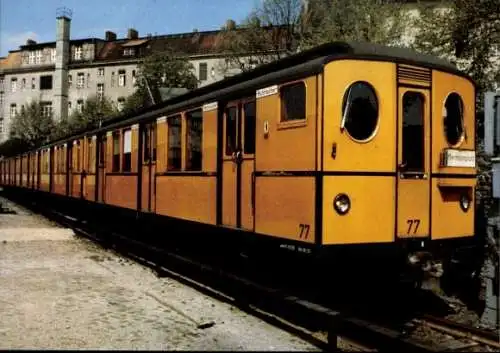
left=122, top=129, right=132, bottom=172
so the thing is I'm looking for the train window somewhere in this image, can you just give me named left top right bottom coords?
left=122, top=129, right=132, bottom=172
left=167, top=115, right=182, bottom=171
left=226, top=106, right=237, bottom=156
left=280, top=82, right=306, bottom=122
left=444, top=93, right=464, bottom=146
left=186, top=109, right=203, bottom=171
left=88, top=137, right=95, bottom=173
left=244, top=102, right=256, bottom=154
left=74, top=141, right=81, bottom=172
left=151, top=123, right=157, bottom=162
left=112, top=132, right=120, bottom=172
left=143, top=123, right=157, bottom=163
left=143, top=125, right=151, bottom=163
left=402, top=92, right=425, bottom=171
left=341, top=82, right=378, bottom=141
left=99, top=135, right=106, bottom=166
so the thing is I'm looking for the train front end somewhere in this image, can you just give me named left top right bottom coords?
left=320, top=58, right=476, bottom=287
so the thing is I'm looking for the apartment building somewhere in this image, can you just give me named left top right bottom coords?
left=0, top=10, right=243, bottom=143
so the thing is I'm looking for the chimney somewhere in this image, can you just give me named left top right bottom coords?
left=26, top=39, right=37, bottom=46
left=105, top=31, right=117, bottom=41
left=127, top=28, right=139, bottom=39
left=54, top=7, right=72, bottom=122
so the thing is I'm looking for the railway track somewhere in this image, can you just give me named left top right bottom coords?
left=412, top=314, right=500, bottom=351
left=3, top=191, right=497, bottom=352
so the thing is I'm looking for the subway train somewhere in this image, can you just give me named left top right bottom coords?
left=0, top=42, right=477, bottom=287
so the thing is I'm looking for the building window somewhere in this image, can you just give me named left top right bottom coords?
left=0, top=76, right=4, bottom=89
left=0, top=118, right=3, bottom=134
left=31, top=77, right=36, bottom=89
left=35, top=50, right=42, bottom=64
left=40, top=75, right=53, bottom=90
left=112, top=131, right=120, bottom=172
left=97, top=83, right=104, bottom=101
left=132, top=70, right=136, bottom=85
left=21, top=78, right=26, bottom=90
left=10, top=104, right=17, bottom=119
left=87, top=73, right=90, bottom=88
left=123, top=48, right=135, bottom=56
left=117, top=97, right=125, bottom=111
left=40, top=102, right=53, bottom=118
left=77, top=99, right=83, bottom=113
left=118, top=70, right=126, bottom=87
left=68, top=74, right=72, bottom=87
left=97, top=68, right=104, bottom=77
left=111, top=72, right=115, bottom=87
left=51, top=48, right=56, bottom=62
left=122, top=129, right=132, bottom=172
left=29, top=52, right=35, bottom=64
left=11, top=78, right=17, bottom=93
left=280, top=82, right=306, bottom=122
left=68, top=101, right=72, bottom=110
left=199, top=62, right=208, bottom=81
left=77, top=73, right=84, bottom=89
left=167, top=115, right=182, bottom=171
left=186, top=109, right=203, bottom=171
left=74, top=46, right=82, bottom=60
left=0, top=92, right=4, bottom=109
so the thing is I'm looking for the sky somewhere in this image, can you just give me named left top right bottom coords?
left=0, top=0, right=260, bottom=57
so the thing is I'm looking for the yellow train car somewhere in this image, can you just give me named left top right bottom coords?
left=0, top=42, right=476, bottom=285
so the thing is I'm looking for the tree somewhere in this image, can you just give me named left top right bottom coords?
left=67, top=95, right=118, bottom=132
left=300, top=0, right=410, bottom=49
left=9, top=100, right=56, bottom=148
left=216, top=0, right=410, bottom=74
left=123, top=51, right=198, bottom=113
left=412, top=0, right=500, bottom=97
left=216, top=0, right=303, bottom=74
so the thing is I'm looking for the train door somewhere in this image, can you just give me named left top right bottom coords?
left=98, top=135, right=106, bottom=203
left=221, top=98, right=256, bottom=230
left=397, top=87, right=431, bottom=238
left=140, top=123, right=156, bottom=212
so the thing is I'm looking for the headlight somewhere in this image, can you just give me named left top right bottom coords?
left=333, top=193, right=351, bottom=215
left=460, top=193, right=471, bottom=212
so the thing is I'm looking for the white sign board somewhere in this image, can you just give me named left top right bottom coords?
left=256, top=85, right=278, bottom=99
left=203, top=102, right=218, bottom=112
left=442, top=149, right=475, bottom=168
left=123, top=129, right=132, bottom=153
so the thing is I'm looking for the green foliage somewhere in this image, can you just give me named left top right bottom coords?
left=123, top=51, right=199, bottom=113
left=300, top=0, right=410, bottom=48
left=69, top=95, right=118, bottom=131
left=412, top=0, right=500, bottom=97
left=8, top=100, right=56, bottom=148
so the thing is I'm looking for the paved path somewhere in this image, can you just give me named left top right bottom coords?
left=0, top=196, right=318, bottom=350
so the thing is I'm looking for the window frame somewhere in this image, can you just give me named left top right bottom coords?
left=443, top=92, right=465, bottom=147
left=166, top=114, right=182, bottom=171
left=340, top=80, right=380, bottom=143
left=185, top=108, right=203, bottom=171
left=278, top=80, right=307, bottom=129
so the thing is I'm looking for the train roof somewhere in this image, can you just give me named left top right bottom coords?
left=41, top=41, right=470, bottom=149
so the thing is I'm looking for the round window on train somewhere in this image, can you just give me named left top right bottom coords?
left=444, top=93, right=464, bottom=146
left=341, top=82, right=379, bottom=142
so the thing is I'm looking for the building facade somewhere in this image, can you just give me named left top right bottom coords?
left=0, top=12, right=242, bottom=143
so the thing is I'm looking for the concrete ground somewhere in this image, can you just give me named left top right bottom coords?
left=0, top=196, right=318, bottom=350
